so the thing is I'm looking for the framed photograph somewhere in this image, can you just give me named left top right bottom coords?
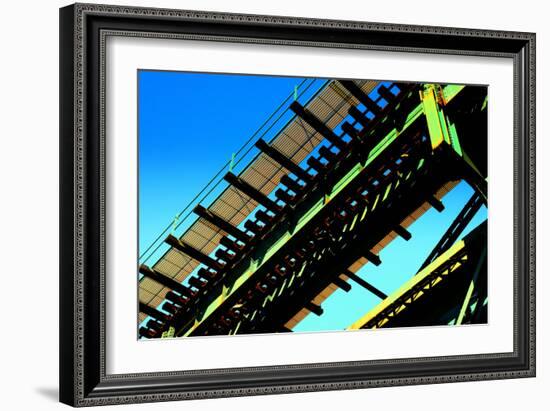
left=59, top=3, right=536, bottom=407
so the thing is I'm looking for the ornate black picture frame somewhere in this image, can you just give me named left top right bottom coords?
left=59, top=3, right=535, bottom=407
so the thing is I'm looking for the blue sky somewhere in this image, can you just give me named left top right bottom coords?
left=138, top=70, right=487, bottom=333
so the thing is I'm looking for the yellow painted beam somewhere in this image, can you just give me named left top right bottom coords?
left=348, top=239, right=467, bottom=330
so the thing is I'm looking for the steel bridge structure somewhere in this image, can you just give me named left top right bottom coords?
left=138, top=78, right=488, bottom=339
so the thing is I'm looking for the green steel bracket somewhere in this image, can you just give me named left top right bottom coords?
left=421, top=84, right=487, bottom=202
left=420, top=84, right=463, bottom=157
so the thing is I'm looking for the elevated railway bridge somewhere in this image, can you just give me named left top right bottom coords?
left=138, top=78, right=488, bottom=339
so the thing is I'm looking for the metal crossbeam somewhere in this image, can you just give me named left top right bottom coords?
left=456, top=247, right=487, bottom=325
left=341, top=122, right=360, bottom=139
left=345, top=270, right=387, bottom=299
left=165, top=291, right=188, bottom=307
left=290, top=101, right=347, bottom=150
left=219, top=236, right=243, bottom=253
left=305, top=302, right=324, bottom=316
left=394, top=225, right=412, bottom=241
left=139, top=302, right=170, bottom=322
left=418, top=192, right=483, bottom=272
left=280, top=175, right=303, bottom=193
left=165, top=234, right=224, bottom=270
left=333, top=276, right=352, bottom=292
left=364, top=250, right=381, bottom=266
left=193, top=205, right=250, bottom=243
left=139, top=264, right=193, bottom=297
left=338, top=80, right=381, bottom=115
left=427, top=196, right=445, bottom=212
left=224, top=172, right=282, bottom=212
left=139, top=327, right=157, bottom=338
left=377, top=85, right=396, bottom=104
left=255, top=138, right=312, bottom=182
left=348, top=105, right=371, bottom=128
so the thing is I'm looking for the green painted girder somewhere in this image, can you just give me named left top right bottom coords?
left=420, top=84, right=464, bottom=156
left=420, top=84, right=487, bottom=201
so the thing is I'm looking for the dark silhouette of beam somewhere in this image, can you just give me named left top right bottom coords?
left=394, top=225, right=412, bottom=241
left=345, top=270, right=387, bottom=299
left=348, top=105, right=371, bottom=128
left=165, top=291, right=189, bottom=307
left=341, top=122, right=361, bottom=140
left=139, top=302, right=170, bottom=322
left=377, top=85, right=397, bottom=103
left=418, top=192, right=483, bottom=272
left=289, top=101, right=347, bottom=150
left=188, top=276, right=208, bottom=290
left=305, top=302, right=324, bottom=316
left=244, top=220, right=264, bottom=235
left=275, top=188, right=296, bottom=205
left=165, top=234, right=224, bottom=270
left=215, top=248, right=235, bottom=263
left=318, top=146, right=337, bottom=162
left=338, top=80, right=381, bottom=115
left=224, top=172, right=282, bottom=212
left=145, top=319, right=163, bottom=332
left=161, top=302, right=179, bottom=315
left=255, top=139, right=312, bottom=182
left=427, top=196, right=445, bottom=212
left=197, top=268, right=217, bottom=281
left=332, top=277, right=352, bottom=292
left=364, top=250, right=381, bottom=266
left=139, top=264, right=193, bottom=297
left=219, top=236, right=244, bottom=254
left=306, top=156, right=326, bottom=173
left=193, top=205, right=250, bottom=243
left=139, top=327, right=158, bottom=339
left=255, top=209, right=273, bottom=225
left=280, top=175, right=303, bottom=193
